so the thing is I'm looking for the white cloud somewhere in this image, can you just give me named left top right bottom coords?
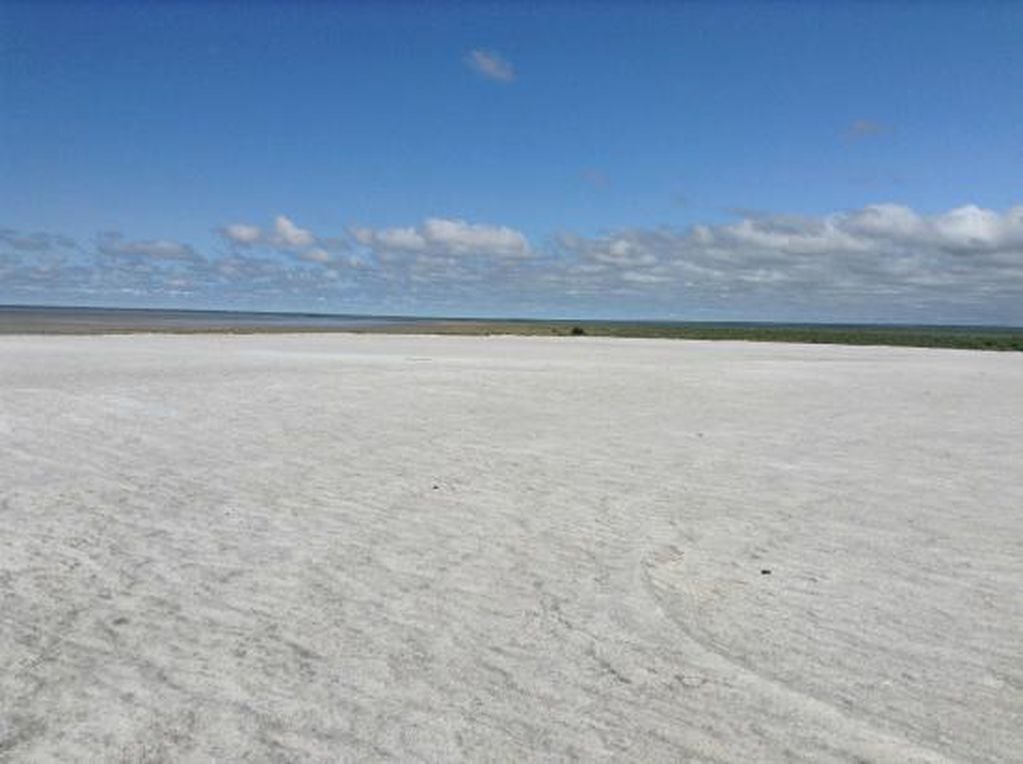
left=550, top=204, right=1023, bottom=303
left=298, top=247, right=332, bottom=264
left=837, top=204, right=1023, bottom=254
left=221, top=223, right=263, bottom=246
left=423, top=218, right=529, bottom=257
left=0, top=229, right=77, bottom=253
left=693, top=214, right=873, bottom=256
left=272, top=215, right=315, bottom=248
left=332, top=205, right=1023, bottom=320
left=621, top=270, right=673, bottom=284
left=5, top=204, right=1021, bottom=322
left=353, top=217, right=531, bottom=259
left=351, top=225, right=426, bottom=252
left=587, top=237, right=658, bottom=266
left=466, top=49, right=515, bottom=82
left=218, top=216, right=347, bottom=266
left=97, top=233, right=198, bottom=260
left=843, top=204, right=925, bottom=241
left=930, top=205, right=1023, bottom=253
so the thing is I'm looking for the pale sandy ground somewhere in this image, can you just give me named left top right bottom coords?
left=1, top=334, right=1021, bottom=762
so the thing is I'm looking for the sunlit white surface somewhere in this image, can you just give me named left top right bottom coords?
left=2, top=334, right=1021, bottom=761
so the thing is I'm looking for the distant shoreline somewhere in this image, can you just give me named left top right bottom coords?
left=1, top=305, right=1021, bottom=351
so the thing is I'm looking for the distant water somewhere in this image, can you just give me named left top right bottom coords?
left=1, top=304, right=1018, bottom=337
left=0, top=305, right=421, bottom=333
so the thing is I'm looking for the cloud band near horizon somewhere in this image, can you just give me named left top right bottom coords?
left=3, top=203, right=1022, bottom=323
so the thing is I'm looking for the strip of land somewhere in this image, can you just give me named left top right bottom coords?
left=1, top=305, right=1021, bottom=351
left=354, top=318, right=1023, bottom=351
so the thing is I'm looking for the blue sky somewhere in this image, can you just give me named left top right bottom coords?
left=2, top=1, right=1022, bottom=322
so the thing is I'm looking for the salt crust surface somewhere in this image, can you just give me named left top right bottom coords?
left=1, top=334, right=1021, bottom=761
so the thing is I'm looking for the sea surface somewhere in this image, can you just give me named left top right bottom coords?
left=1, top=304, right=1019, bottom=340
left=0, top=305, right=419, bottom=333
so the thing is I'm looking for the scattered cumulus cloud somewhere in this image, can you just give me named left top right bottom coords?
left=97, top=232, right=199, bottom=261
left=0, top=228, right=77, bottom=253
left=549, top=204, right=1023, bottom=310
left=218, top=215, right=347, bottom=262
left=298, top=247, right=332, bottom=264
left=352, top=218, right=531, bottom=259
left=4, top=203, right=1022, bottom=322
left=465, top=49, right=516, bottom=83
left=271, top=215, right=315, bottom=249
left=221, top=223, right=262, bottom=246
left=341, top=205, right=1023, bottom=319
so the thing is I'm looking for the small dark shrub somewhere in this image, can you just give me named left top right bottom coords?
left=570, top=326, right=586, bottom=336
